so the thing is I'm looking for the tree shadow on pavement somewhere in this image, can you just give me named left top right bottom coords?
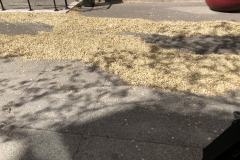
left=0, top=57, right=240, bottom=159
left=139, top=34, right=240, bottom=55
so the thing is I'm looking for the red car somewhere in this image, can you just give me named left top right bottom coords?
left=206, top=0, right=240, bottom=12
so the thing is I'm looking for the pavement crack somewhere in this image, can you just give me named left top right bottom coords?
left=72, top=134, right=85, bottom=160
left=85, top=134, right=202, bottom=149
left=19, top=62, right=50, bottom=96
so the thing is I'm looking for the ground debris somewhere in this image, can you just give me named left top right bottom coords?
left=0, top=8, right=240, bottom=97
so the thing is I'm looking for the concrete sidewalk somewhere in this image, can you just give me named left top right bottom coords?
left=2, top=57, right=237, bottom=160
left=81, top=2, right=240, bottom=22
left=1, top=2, right=240, bottom=160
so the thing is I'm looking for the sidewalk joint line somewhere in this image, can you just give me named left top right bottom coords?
left=86, top=134, right=202, bottom=149
left=7, top=125, right=85, bottom=136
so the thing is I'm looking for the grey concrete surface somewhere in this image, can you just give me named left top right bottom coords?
left=86, top=102, right=192, bottom=146
left=80, top=2, right=240, bottom=22
left=0, top=128, right=82, bottom=160
left=0, top=22, right=53, bottom=35
left=1, top=2, right=240, bottom=160
left=1, top=56, right=239, bottom=159
left=74, top=135, right=197, bottom=160
left=0, top=58, right=239, bottom=159
left=0, top=57, right=50, bottom=73
left=98, top=85, right=185, bottom=106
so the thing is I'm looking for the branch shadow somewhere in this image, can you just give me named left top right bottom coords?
left=0, top=57, right=240, bottom=159
left=138, top=34, right=240, bottom=55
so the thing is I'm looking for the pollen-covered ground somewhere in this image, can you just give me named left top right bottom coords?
left=1, top=8, right=240, bottom=96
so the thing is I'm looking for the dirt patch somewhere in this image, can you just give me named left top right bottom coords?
left=0, top=8, right=240, bottom=97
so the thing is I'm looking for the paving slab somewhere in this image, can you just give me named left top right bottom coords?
left=0, top=57, right=49, bottom=108
left=98, top=85, right=185, bottom=106
left=24, top=85, right=103, bottom=102
left=86, top=102, right=191, bottom=146
left=33, top=60, right=108, bottom=89
left=22, top=61, right=108, bottom=103
left=188, top=114, right=231, bottom=148
left=0, top=22, right=53, bottom=35
left=180, top=93, right=240, bottom=148
left=1, top=58, right=239, bottom=160
left=0, top=57, right=50, bottom=73
left=0, top=89, right=100, bottom=134
left=81, top=2, right=240, bottom=22
left=0, top=128, right=82, bottom=160
left=0, top=72, right=39, bottom=93
left=183, top=95, right=240, bottom=120
left=0, top=62, right=45, bottom=109
left=0, top=59, right=108, bottom=134
left=74, top=135, right=198, bottom=160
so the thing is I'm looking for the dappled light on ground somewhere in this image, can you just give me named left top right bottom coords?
left=0, top=8, right=240, bottom=96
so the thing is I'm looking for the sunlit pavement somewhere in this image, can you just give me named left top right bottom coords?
left=1, top=2, right=240, bottom=160
left=81, top=2, right=240, bottom=22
